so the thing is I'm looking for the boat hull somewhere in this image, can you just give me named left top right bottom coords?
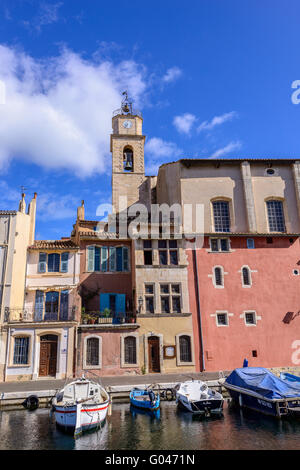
left=129, top=390, right=160, bottom=411
left=176, top=395, right=223, bottom=415
left=53, top=400, right=110, bottom=433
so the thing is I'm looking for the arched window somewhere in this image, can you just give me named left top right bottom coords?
left=86, top=337, right=100, bottom=366
left=179, top=336, right=192, bottom=363
left=214, top=267, right=223, bottom=287
left=266, top=200, right=286, bottom=232
left=123, top=147, right=133, bottom=172
left=212, top=200, right=230, bottom=232
left=242, top=267, right=251, bottom=286
left=124, top=336, right=137, bottom=365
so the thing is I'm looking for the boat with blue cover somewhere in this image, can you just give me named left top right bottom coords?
left=223, top=367, right=300, bottom=418
left=280, top=371, right=300, bottom=383
left=129, top=388, right=160, bottom=411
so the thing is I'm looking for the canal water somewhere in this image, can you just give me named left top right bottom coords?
left=0, top=401, right=299, bottom=450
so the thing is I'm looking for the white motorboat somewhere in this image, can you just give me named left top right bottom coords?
left=51, top=376, right=110, bottom=437
left=175, top=380, right=224, bottom=416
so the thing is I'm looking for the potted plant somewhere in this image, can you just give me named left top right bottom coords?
left=103, top=308, right=111, bottom=318
left=88, top=314, right=96, bottom=324
left=81, top=308, right=88, bottom=324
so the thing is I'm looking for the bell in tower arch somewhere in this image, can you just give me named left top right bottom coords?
left=123, top=147, right=133, bottom=172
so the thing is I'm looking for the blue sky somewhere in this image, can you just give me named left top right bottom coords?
left=0, top=0, right=300, bottom=239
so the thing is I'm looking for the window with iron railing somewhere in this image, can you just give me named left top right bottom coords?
left=124, top=336, right=137, bottom=364
left=13, top=337, right=29, bottom=365
left=179, top=335, right=192, bottom=362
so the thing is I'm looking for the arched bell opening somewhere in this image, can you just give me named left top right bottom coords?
left=123, top=146, right=134, bottom=172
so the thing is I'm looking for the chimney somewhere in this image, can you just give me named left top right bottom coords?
left=18, top=193, right=26, bottom=214
left=77, top=200, right=85, bottom=221
left=28, top=193, right=37, bottom=246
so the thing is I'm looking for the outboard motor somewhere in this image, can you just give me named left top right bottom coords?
left=148, top=389, right=156, bottom=404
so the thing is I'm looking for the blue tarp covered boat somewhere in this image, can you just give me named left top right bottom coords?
left=129, top=388, right=160, bottom=411
left=223, top=367, right=300, bottom=417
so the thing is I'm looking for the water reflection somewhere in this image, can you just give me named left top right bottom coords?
left=0, top=401, right=300, bottom=450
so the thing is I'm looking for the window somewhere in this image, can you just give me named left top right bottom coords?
left=217, top=313, right=228, bottom=326
left=38, top=252, right=69, bottom=273
left=242, top=267, right=251, bottom=286
left=210, top=238, right=230, bottom=252
left=212, top=201, right=231, bottom=232
left=87, top=245, right=129, bottom=272
left=143, top=240, right=152, bottom=265
left=34, top=290, right=70, bottom=321
left=145, top=284, right=154, bottom=313
left=158, top=240, right=178, bottom=266
left=179, top=336, right=192, bottom=362
left=245, top=312, right=256, bottom=325
left=124, top=336, right=137, bottom=364
left=160, top=283, right=181, bottom=313
left=86, top=337, right=100, bottom=366
left=214, top=267, right=224, bottom=287
left=247, top=238, right=255, bottom=249
left=13, top=337, right=29, bottom=365
left=266, top=200, right=286, bottom=232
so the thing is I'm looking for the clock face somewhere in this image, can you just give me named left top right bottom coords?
left=123, top=120, right=132, bottom=129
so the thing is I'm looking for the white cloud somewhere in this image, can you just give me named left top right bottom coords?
left=0, top=45, right=148, bottom=177
left=173, top=113, right=196, bottom=135
left=210, top=141, right=242, bottom=158
left=197, top=111, right=238, bottom=132
left=145, top=137, right=182, bottom=174
left=162, top=67, right=182, bottom=84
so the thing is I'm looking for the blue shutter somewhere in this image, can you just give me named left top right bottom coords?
left=87, top=246, right=95, bottom=271
left=114, top=294, right=126, bottom=324
left=100, top=293, right=110, bottom=312
left=109, top=247, right=116, bottom=272
left=116, top=247, right=123, bottom=272
left=122, top=247, right=129, bottom=271
left=101, top=247, right=108, bottom=272
left=60, top=252, right=69, bottom=272
left=38, top=253, right=47, bottom=273
left=34, top=290, right=44, bottom=321
left=59, top=290, right=69, bottom=320
left=95, top=247, right=100, bottom=271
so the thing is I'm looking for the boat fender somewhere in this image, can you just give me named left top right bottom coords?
left=166, top=388, right=174, bottom=401
left=148, top=390, right=156, bottom=404
left=23, top=395, right=39, bottom=411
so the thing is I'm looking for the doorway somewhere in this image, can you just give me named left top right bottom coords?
left=148, top=336, right=160, bottom=373
left=39, top=335, right=58, bottom=377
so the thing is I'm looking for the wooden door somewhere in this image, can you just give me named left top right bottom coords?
left=148, top=337, right=160, bottom=373
left=39, top=335, right=57, bottom=377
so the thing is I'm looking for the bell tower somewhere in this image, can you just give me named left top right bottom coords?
left=111, top=91, right=146, bottom=213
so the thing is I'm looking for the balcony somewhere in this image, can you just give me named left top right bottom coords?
left=81, top=311, right=137, bottom=325
left=5, top=307, right=77, bottom=323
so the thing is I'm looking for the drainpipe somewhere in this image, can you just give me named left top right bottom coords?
left=192, top=247, right=205, bottom=372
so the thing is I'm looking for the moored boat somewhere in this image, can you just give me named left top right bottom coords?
left=175, top=380, right=224, bottom=416
left=51, top=376, right=110, bottom=437
left=129, top=388, right=160, bottom=411
left=223, top=367, right=300, bottom=418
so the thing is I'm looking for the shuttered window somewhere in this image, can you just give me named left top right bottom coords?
left=179, top=336, right=192, bottom=362
left=124, top=336, right=137, bottom=364
left=60, top=252, right=69, bottom=273
left=48, top=253, right=60, bottom=272
left=38, top=253, right=47, bottom=273
left=88, top=245, right=130, bottom=272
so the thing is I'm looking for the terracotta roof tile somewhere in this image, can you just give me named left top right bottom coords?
left=29, top=239, right=79, bottom=250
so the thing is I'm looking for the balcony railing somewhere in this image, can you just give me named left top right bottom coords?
left=5, top=307, right=77, bottom=323
left=81, top=311, right=137, bottom=325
